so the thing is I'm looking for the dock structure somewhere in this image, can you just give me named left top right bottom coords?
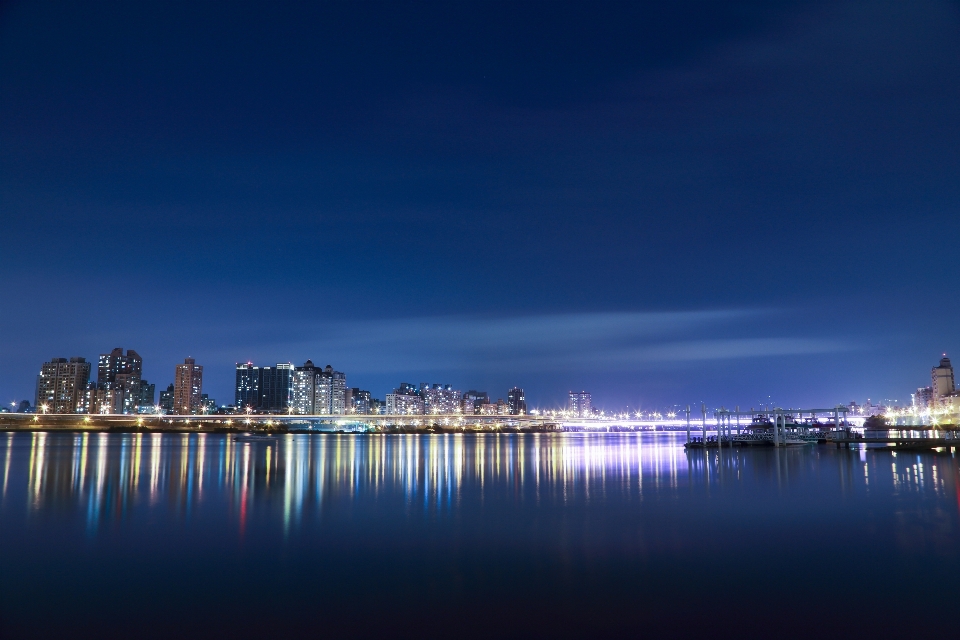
left=685, top=406, right=960, bottom=451
left=685, top=406, right=850, bottom=448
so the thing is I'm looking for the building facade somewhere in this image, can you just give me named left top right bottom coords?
left=85, top=348, right=153, bottom=414
left=314, top=365, right=346, bottom=414
left=386, top=383, right=423, bottom=414
left=173, top=358, right=203, bottom=414
left=462, top=390, right=489, bottom=415
left=932, top=356, right=956, bottom=401
left=568, top=391, right=592, bottom=418
left=421, top=384, right=461, bottom=414
left=507, top=387, right=526, bottom=415
left=291, top=360, right=319, bottom=414
left=159, top=384, right=175, bottom=413
left=35, top=357, right=91, bottom=413
left=235, top=363, right=261, bottom=410
left=260, top=364, right=294, bottom=412
left=348, top=388, right=372, bottom=414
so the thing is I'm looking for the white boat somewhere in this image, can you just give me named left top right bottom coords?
left=234, top=433, right=279, bottom=443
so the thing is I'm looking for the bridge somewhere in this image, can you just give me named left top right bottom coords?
left=0, top=411, right=693, bottom=432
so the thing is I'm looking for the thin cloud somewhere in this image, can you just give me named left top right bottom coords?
left=256, top=310, right=856, bottom=373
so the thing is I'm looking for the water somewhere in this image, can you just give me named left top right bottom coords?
left=1, top=431, right=958, bottom=638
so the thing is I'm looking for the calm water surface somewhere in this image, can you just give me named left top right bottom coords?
left=1, top=431, right=958, bottom=638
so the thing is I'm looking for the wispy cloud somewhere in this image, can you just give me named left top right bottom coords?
left=235, top=310, right=858, bottom=374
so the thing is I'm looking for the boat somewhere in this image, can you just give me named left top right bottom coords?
left=234, top=433, right=279, bottom=443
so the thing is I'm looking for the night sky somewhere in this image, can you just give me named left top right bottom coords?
left=2, top=1, right=958, bottom=411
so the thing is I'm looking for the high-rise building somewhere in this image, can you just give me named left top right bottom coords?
left=260, top=363, right=294, bottom=412
left=348, top=388, right=372, bottom=414
left=462, top=390, right=489, bottom=415
left=386, top=383, right=424, bottom=414
left=91, top=348, right=152, bottom=414
left=137, top=380, right=156, bottom=413
left=507, top=387, right=526, bottom=415
left=568, top=391, right=592, bottom=418
left=200, top=393, right=217, bottom=414
left=159, top=384, right=175, bottom=413
left=82, top=381, right=126, bottom=414
left=98, top=348, right=142, bottom=385
left=174, top=358, right=203, bottom=414
left=35, top=357, right=91, bottom=413
left=421, top=383, right=461, bottom=414
left=932, top=356, right=956, bottom=401
left=235, top=362, right=261, bottom=410
left=314, top=365, right=346, bottom=414
left=291, top=360, right=319, bottom=414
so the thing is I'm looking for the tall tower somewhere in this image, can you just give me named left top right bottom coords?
left=291, top=360, right=319, bottom=414
left=174, top=357, right=203, bottom=414
left=36, top=357, right=91, bottom=413
left=235, top=362, right=261, bottom=410
left=96, top=348, right=146, bottom=413
left=507, top=387, right=526, bottom=415
left=568, top=391, right=592, bottom=418
left=932, top=356, right=956, bottom=400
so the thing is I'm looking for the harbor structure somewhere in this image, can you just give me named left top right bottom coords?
left=685, top=406, right=850, bottom=448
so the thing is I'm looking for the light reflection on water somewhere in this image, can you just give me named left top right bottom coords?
left=2, top=431, right=960, bottom=638
left=3, top=431, right=959, bottom=532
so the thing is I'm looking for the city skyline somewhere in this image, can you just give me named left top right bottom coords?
left=14, top=346, right=958, bottom=418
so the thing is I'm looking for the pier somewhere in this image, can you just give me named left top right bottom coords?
left=683, top=404, right=960, bottom=451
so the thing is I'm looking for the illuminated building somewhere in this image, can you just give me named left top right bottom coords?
left=98, top=348, right=141, bottom=385
left=932, top=356, right=956, bottom=401
left=200, top=393, right=217, bottom=414
left=421, top=383, right=461, bottom=413
left=507, top=387, right=526, bottom=415
left=314, top=365, right=347, bottom=414
left=173, top=357, right=203, bottom=414
left=386, top=383, right=423, bottom=414
left=137, top=381, right=155, bottom=413
left=348, top=388, right=372, bottom=414
left=260, top=363, right=294, bottom=412
left=569, top=391, right=592, bottom=418
left=462, top=390, right=489, bottom=415
left=35, top=357, right=91, bottom=413
left=81, top=381, right=120, bottom=414
left=235, top=363, right=261, bottom=410
left=478, top=402, right=495, bottom=415
left=291, top=361, right=319, bottom=414
left=159, top=384, right=174, bottom=413
left=90, top=348, right=152, bottom=414
left=912, top=389, right=930, bottom=410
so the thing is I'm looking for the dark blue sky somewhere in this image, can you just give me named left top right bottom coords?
left=2, top=1, right=959, bottom=410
